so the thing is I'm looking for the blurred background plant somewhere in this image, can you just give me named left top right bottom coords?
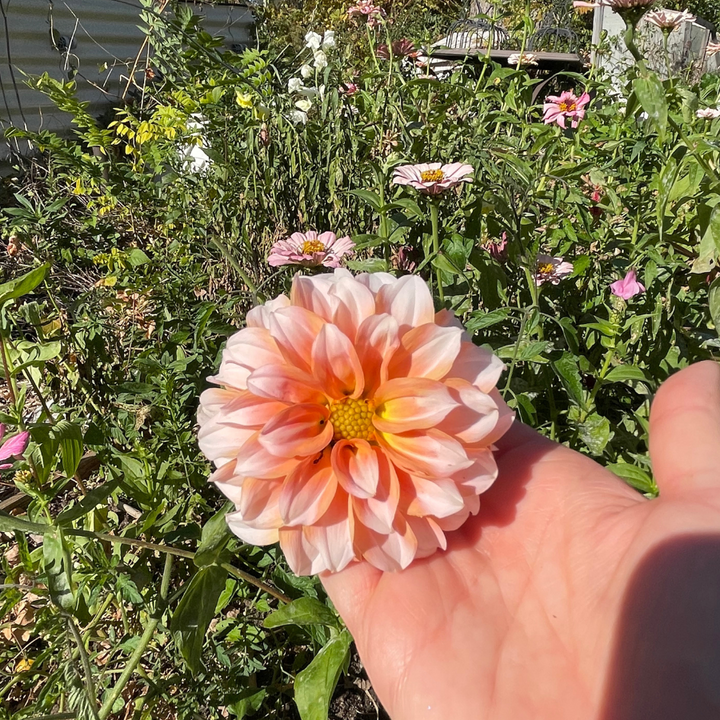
left=1, top=0, right=719, bottom=718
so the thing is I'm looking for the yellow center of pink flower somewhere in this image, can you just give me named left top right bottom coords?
left=559, top=101, right=576, bottom=112
left=329, top=397, right=375, bottom=441
left=420, top=169, right=445, bottom=183
left=537, top=262, right=555, bottom=275
left=301, top=239, right=325, bottom=254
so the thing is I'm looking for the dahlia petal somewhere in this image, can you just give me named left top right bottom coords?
left=246, top=294, right=291, bottom=329
left=279, top=526, right=326, bottom=575
left=480, top=389, right=515, bottom=446
left=226, top=512, right=280, bottom=546
left=209, top=459, right=240, bottom=486
left=387, top=323, right=463, bottom=380
left=236, top=476, right=284, bottom=522
left=268, top=306, right=326, bottom=373
left=373, top=377, right=458, bottom=433
left=439, top=380, right=500, bottom=444
left=329, top=276, right=376, bottom=341
left=355, top=271, right=396, bottom=295
left=406, top=516, right=447, bottom=557
left=234, top=432, right=301, bottom=479
left=452, top=446, right=498, bottom=494
left=311, top=324, right=365, bottom=400
left=290, top=273, right=339, bottom=321
left=258, top=404, right=333, bottom=458
left=444, top=340, right=505, bottom=393
left=279, top=453, right=338, bottom=526
left=302, top=493, right=355, bottom=572
left=354, top=313, right=401, bottom=396
left=406, top=476, right=465, bottom=518
left=198, top=414, right=256, bottom=465
left=214, top=389, right=288, bottom=428
left=331, top=439, right=379, bottom=498
left=378, top=428, right=473, bottom=477
left=351, top=451, right=400, bottom=533
left=247, top=365, right=326, bottom=405
left=356, top=513, right=418, bottom=571
left=213, top=328, right=284, bottom=389
left=376, top=275, right=435, bottom=331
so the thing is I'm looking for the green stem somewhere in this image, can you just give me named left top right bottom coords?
left=66, top=615, right=101, bottom=720
left=0, top=327, right=18, bottom=416
left=430, top=201, right=444, bottom=304
left=623, top=21, right=645, bottom=67
left=207, top=236, right=258, bottom=305
left=668, top=116, right=720, bottom=184
left=98, top=555, right=173, bottom=720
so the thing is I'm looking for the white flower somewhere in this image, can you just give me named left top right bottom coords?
left=322, top=30, right=336, bottom=49
left=288, top=77, right=303, bottom=93
left=508, top=52, right=538, bottom=66
left=697, top=107, right=720, bottom=119
left=295, top=98, right=312, bottom=112
left=300, top=63, right=314, bottom=79
left=298, top=85, right=320, bottom=98
left=305, top=31, right=323, bottom=50
left=313, top=50, right=328, bottom=70
left=290, top=110, right=308, bottom=124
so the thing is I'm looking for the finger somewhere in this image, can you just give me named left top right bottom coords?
left=650, top=360, right=720, bottom=495
left=321, top=561, right=382, bottom=636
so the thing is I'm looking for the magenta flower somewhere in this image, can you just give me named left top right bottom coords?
left=347, top=0, right=386, bottom=27
left=543, top=90, right=591, bottom=129
left=483, top=233, right=508, bottom=261
left=339, top=82, right=359, bottom=95
left=392, top=162, right=473, bottom=195
left=0, top=425, right=29, bottom=469
left=610, top=269, right=645, bottom=300
left=268, top=231, right=355, bottom=268
left=376, top=39, right=418, bottom=60
left=535, top=254, right=574, bottom=286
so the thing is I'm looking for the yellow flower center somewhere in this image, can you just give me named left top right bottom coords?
left=420, top=169, right=445, bottom=183
left=301, top=239, right=325, bottom=254
left=329, top=397, right=375, bottom=441
left=537, top=262, right=555, bottom=275
left=558, top=101, right=576, bottom=112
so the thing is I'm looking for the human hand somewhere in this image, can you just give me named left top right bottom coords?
left=322, top=361, right=720, bottom=720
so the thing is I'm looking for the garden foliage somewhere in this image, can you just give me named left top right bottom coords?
left=0, top=0, right=719, bottom=717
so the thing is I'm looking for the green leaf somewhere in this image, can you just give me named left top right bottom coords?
left=0, top=263, right=50, bottom=307
left=43, top=529, right=75, bottom=612
left=194, top=501, right=233, bottom=567
left=0, top=511, right=49, bottom=535
left=551, top=352, right=586, bottom=409
left=264, top=597, right=339, bottom=629
left=709, top=278, right=720, bottom=337
left=465, top=308, right=512, bottom=333
left=633, top=74, right=667, bottom=141
left=294, top=629, right=352, bottom=720
left=349, top=189, right=382, bottom=211
left=128, top=248, right=150, bottom=267
left=607, top=463, right=658, bottom=495
left=692, top=206, right=720, bottom=273
left=579, top=413, right=613, bottom=455
left=171, top=565, right=227, bottom=675
left=228, top=688, right=266, bottom=718
left=57, top=478, right=120, bottom=526
left=52, top=421, right=84, bottom=478
left=604, top=365, right=651, bottom=384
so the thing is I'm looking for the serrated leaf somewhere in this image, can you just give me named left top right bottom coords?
left=264, top=597, right=339, bottom=629
left=294, top=629, right=352, bottom=720
left=0, top=263, right=50, bottom=307
left=551, top=352, right=586, bottom=409
left=171, top=565, right=227, bottom=675
left=465, top=308, right=512, bottom=333
left=579, top=413, right=613, bottom=455
left=607, top=462, right=658, bottom=495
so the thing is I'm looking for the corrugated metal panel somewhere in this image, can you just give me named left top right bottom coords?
left=0, top=0, right=254, bottom=161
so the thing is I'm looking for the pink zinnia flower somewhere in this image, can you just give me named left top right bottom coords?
left=697, top=108, right=720, bottom=119
left=535, top=254, right=574, bottom=285
left=376, top=39, right=418, bottom=60
left=644, top=9, right=695, bottom=30
left=347, top=0, right=386, bottom=26
left=610, top=269, right=645, bottom=299
left=392, top=162, right=473, bottom=195
left=483, top=233, right=508, bottom=261
left=707, top=41, right=720, bottom=56
left=268, top=231, right=355, bottom=269
left=339, top=82, right=359, bottom=95
left=543, top=90, right=591, bottom=129
left=197, top=270, right=513, bottom=574
left=0, top=425, right=29, bottom=469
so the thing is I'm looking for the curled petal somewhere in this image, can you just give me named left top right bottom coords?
left=227, top=511, right=281, bottom=545
left=234, top=432, right=301, bottom=479
left=280, top=450, right=338, bottom=526
left=444, top=340, right=505, bottom=393
left=246, top=294, right=291, bottom=329
left=311, top=323, right=365, bottom=400
left=452, top=446, right=498, bottom=494
left=247, top=365, right=326, bottom=405
left=375, top=275, right=435, bottom=331
left=354, top=513, right=418, bottom=571
left=378, top=428, right=473, bottom=478
left=439, top=379, right=501, bottom=444
left=331, top=439, right=379, bottom=498
left=373, top=377, right=458, bottom=434
left=302, top=492, right=356, bottom=572
left=355, top=271, right=396, bottom=295
left=351, top=450, right=399, bottom=533
left=279, top=526, right=326, bottom=575
left=405, top=475, right=465, bottom=518
left=291, top=272, right=341, bottom=321
left=407, top=516, right=447, bottom=557
left=204, top=388, right=287, bottom=428
left=198, top=412, right=256, bottom=465
left=212, top=328, right=284, bottom=389
left=354, top=313, right=401, bottom=396
left=387, top=323, right=463, bottom=380
left=481, top=388, right=515, bottom=446
left=268, top=306, right=326, bottom=373
left=259, top=404, right=332, bottom=458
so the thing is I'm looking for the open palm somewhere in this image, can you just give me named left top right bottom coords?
left=322, top=361, right=720, bottom=720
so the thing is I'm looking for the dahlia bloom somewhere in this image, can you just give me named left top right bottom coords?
left=0, top=426, right=29, bottom=470
left=543, top=91, right=591, bottom=129
left=644, top=9, right=695, bottom=30
left=535, top=254, right=574, bottom=285
left=610, top=269, right=645, bottom=300
left=268, top=231, right=355, bottom=268
left=393, top=162, right=473, bottom=195
left=697, top=107, right=720, bottom=119
left=198, top=270, right=513, bottom=574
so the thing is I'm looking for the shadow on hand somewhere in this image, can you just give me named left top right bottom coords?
left=601, top=535, right=720, bottom=720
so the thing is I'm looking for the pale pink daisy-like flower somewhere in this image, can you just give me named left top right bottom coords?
left=508, top=52, right=539, bottom=66
left=268, top=231, right=355, bottom=268
left=347, top=0, right=386, bottom=27
left=535, top=254, right=574, bottom=285
left=543, top=90, right=591, bottom=129
left=644, top=9, right=695, bottom=30
left=697, top=107, right=720, bottom=119
left=573, top=0, right=654, bottom=11
left=610, top=269, right=645, bottom=300
left=197, top=269, right=513, bottom=574
left=0, top=425, right=29, bottom=469
left=706, top=41, right=720, bottom=56
left=392, top=162, right=473, bottom=195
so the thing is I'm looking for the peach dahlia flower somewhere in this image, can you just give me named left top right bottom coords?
left=198, top=270, right=513, bottom=575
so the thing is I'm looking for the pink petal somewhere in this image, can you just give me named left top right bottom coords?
left=452, top=446, right=498, bottom=494
left=373, top=377, right=458, bottom=434
left=311, top=323, right=365, bottom=400
left=234, top=432, right=301, bottom=479
left=227, top=510, right=281, bottom=545
left=387, top=323, right=463, bottom=380
left=377, top=428, right=472, bottom=477
left=279, top=450, right=338, bottom=525
left=279, top=526, right=325, bottom=575
left=301, top=492, right=355, bottom=572
left=258, top=403, right=332, bottom=458
left=290, top=272, right=341, bottom=321
left=355, top=271, right=396, bottom=295
left=212, top=328, right=284, bottom=390
left=354, top=313, right=401, bottom=396
left=328, top=276, right=376, bottom=341
left=203, top=388, right=287, bottom=428
left=268, top=306, right=326, bottom=374
left=406, top=516, right=447, bottom=557
left=247, top=365, right=326, bottom=405
left=443, top=340, right=505, bottom=393
left=351, top=450, right=400, bottom=533
left=197, top=412, right=257, bottom=465
left=438, top=379, right=501, bottom=444
left=354, top=513, right=418, bottom=571
left=405, top=475, right=465, bottom=518
left=375, top=275, right=435, bottom=331
left=246, top=294, right=291, bottom=329
left=331, top=439, right=379, bottom=498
